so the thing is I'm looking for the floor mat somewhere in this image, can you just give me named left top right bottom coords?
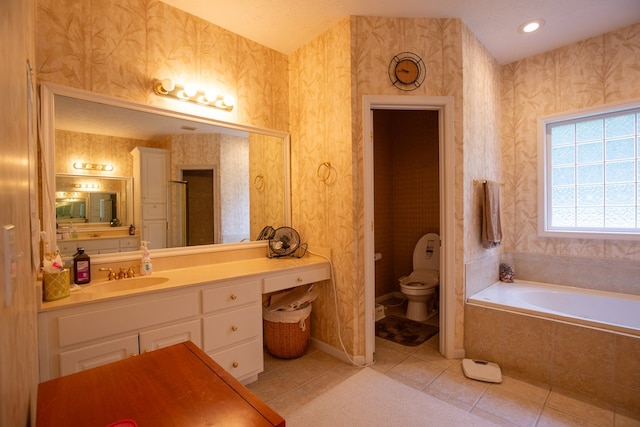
left=375, top=315, right=439, bottom=347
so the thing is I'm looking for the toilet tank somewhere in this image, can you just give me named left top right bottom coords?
left=413, top=233, right=440, bottom=271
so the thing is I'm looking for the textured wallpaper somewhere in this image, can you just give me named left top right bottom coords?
left=501, top=24, right=640, bottom=262
left=290, top=16, right=469, bottom=354
left=36, top=0, right=289, bottom=132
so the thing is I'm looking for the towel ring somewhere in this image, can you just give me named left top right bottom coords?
left=254, top=174, right=265, bottom=192
left=317, top=162, right=334, bottom=184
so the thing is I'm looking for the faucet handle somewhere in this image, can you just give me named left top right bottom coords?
left=117, top=268, right=127, bottom=280
left=99, top=267, right=116, bottom=281
left=127, top=266, right=135, bottom=278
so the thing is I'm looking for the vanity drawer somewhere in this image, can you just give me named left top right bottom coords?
left=202, top=306, right=261, bottom=352
left=202, top=280, right=260, bottom=313
left=119, top=237, right=140, bottom=250
left=207, top=339, right=263, bottom=380
left=263, top=265, right=330, bottom=293
left=142, top=203, right=166, bottom=219
left=57, top=239, right=120, bottom=256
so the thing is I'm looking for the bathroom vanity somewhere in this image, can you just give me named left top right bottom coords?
left=37, top=254, right=330, bottom=383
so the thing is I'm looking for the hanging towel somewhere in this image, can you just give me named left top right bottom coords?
left=482, top=180, right=502, bottom=249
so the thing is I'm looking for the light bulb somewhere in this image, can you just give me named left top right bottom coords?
left=204, top=90, right=217, bottom=103
left=161, top=79, right=175, bottom=92
left=183, top=83, right=198, bottom=98
left=222, top=95, right=235, bottom=107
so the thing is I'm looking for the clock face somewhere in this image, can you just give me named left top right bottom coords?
left=395, top=59, right=419, bottom=84
left=388, top=53, right=426, bottom=91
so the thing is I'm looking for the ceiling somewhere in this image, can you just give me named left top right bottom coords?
left=160, top=0, right=640, bottom=64
left=55, top=95, right=250, bottom=141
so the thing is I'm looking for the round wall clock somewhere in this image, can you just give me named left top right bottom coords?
left=388, top=52, right=426, bottom=91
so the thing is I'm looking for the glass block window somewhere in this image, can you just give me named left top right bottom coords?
left=541, top=102, right=640, bottom=238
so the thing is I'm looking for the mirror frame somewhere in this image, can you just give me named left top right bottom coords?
left=40, top=82, right=291, bottom=261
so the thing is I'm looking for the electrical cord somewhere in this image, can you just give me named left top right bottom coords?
left=308, top=249, right=375, bottom=368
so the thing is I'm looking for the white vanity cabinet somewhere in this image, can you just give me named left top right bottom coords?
left=38, top=278, right=264, bottom=383
left=38, top=290, right=201, bottom=380
left=38, top=256, right=332, bottom=384
left=57, top=236, right=140, bottom=257
left=131, top=147, right=168, bottom=249
left=201, top=279, right=263, bottom=382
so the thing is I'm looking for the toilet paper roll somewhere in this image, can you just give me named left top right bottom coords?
left=374, top=252, right=382, bottom=261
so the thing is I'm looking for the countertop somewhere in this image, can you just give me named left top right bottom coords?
left=38, top=253, right=330, bottom=312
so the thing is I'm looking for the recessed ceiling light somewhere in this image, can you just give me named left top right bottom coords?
left=518, top=19, right=545, bottom=34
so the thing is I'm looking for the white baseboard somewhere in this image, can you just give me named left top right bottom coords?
left=310, top=338, right=366, bottom=366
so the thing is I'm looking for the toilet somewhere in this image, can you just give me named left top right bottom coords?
left=398, top=233, right=440, bottom=322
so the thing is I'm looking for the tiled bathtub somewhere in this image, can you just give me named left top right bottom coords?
left=465, top=280, right=640, bottom=416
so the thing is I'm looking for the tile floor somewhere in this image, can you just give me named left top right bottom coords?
left=246, top=301, right=640, bottom=427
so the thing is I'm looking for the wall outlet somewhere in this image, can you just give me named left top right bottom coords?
left=375, top=304, right=385, bottom=321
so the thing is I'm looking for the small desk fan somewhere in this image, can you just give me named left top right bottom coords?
left=267, top=227, right=307, bottom=258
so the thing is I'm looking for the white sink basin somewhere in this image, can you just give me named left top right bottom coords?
left=84, top=276, right=169, bottom=293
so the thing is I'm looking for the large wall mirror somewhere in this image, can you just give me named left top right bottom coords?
left=40, top=82, right=291, bottom=259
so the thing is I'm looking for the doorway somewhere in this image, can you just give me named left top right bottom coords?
left=363, top=95, right=456, bottom=364
left=372, top=108, right=440, bottom=333
left=180, top=169, right=215, bottom=246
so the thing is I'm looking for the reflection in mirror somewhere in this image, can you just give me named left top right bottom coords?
left=41, top=83, right=290, bottom=257
left=55, top=174, right=132, bottom=225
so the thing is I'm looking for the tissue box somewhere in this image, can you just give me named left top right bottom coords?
left=43, top=269, right=70, bottom=301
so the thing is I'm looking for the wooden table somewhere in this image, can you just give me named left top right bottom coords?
left=36, top=341, right=285, bottom=426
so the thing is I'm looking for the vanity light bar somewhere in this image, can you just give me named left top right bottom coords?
left=73, top=183, right=100, bottom=190
left=153, top=79, right=235, bottom=111
left=73, top=162, right=113, bottom=171
left=57, top=192, right=80, bottom=198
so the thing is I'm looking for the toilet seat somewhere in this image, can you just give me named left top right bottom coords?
left=399, top=269, right=439, bottom=289
left=403, top=282, right=436, bottom=289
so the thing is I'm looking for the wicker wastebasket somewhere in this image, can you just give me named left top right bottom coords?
left=263, top=304, right=311, bottom=359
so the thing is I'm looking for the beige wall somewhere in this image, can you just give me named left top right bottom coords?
left=55, top=130, right=168, bottom=177
left=37, top=0, right=289, bottom=132
left=288, top=18, right=356, bottom=351
left=502, top=23, right=640, bottom=268
left=1, top=0, right=39, bottom=426
left=289, top=17, right=469, bottom=354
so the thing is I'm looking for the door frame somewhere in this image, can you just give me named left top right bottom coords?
left=363, top=95, right=456, bottom=363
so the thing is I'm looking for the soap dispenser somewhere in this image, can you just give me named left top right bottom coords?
left=140, top=241, right=153, bottom=275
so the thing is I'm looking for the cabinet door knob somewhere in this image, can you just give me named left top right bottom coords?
left=230, top=294, right=237, bottom=300
left=231, top=325, right=238, bottom=331
left=297, top=277, right=303, bottom=282
left=232, top=362, right=239, bottom=368
left=131, top=353, right=139, bottom=357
